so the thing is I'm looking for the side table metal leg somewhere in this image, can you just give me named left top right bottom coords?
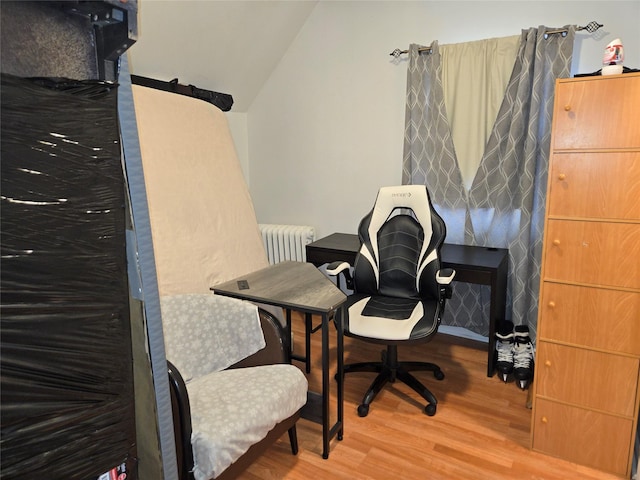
left=305, top=313, right=312, bottom=373
left=286, top=309, right=293, bottom=363
left=321, top=312, right=330, bottom=459
left=336, top=307, right=344, bottom=441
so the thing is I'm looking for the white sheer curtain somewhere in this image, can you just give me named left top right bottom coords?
left=402, top=26, right=576, bottom=340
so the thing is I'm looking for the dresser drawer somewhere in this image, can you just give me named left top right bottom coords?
left=543, top=219, right=640, bottom=288
left=553, top=75, right=640, bottom=150
left=548, top=152, right=640, bottom=220
left=532, top=398, right=633, bottom=476
left=535, top=341, right=639, bottom=416
left=539, top=283, right=640, bottom=355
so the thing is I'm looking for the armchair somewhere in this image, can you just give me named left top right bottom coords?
left=327, top=185, right=454, bottom=417
left=161, top=294, right=307, bottom=480
left=131, top=82, right=307, bottom=479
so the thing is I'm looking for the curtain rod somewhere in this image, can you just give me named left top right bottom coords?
left=389, top=20, right=603, bottom=57
left=130, top=74, right=234, bottom=111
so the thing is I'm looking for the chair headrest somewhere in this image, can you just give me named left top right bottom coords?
left=369, top=185, right=433, bottom=238
left=360, top=185, right=437, bottom=289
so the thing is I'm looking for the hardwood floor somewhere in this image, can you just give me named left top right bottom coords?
left=241, top=312, right=621, bottom=480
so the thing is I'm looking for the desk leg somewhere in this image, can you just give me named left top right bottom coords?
left=487, top=262, right=508, bottom=377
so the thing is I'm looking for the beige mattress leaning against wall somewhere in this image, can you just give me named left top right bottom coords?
left=131, top=85, right=269, bottom=296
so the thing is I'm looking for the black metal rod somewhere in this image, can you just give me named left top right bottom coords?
left=390, top=21, right=603, bottom=57
left=389, top=45, right=432, bottom=58
left=546, top=20, right=603, bottom=37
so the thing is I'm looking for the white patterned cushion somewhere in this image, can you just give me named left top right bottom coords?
left=161, top=294, right=265, bottom=382
left=188, top=364, right=308, bottom=480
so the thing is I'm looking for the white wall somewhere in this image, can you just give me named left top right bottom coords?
left=242, top=1, right=639, bottom=239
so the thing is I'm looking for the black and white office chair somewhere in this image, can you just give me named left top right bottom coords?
left=327, top=185, right=454, bottom=417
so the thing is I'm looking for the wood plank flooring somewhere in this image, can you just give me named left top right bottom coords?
left=240, top=312, right=621, bottom=480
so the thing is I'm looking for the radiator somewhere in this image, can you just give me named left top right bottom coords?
left=258, top=224, right=316, bottom=264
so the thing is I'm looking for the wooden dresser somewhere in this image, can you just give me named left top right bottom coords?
left=530, top=73, right=640, bottom=477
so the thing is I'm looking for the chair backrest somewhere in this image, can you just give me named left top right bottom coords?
left=353, top=185, right=446, bottom=300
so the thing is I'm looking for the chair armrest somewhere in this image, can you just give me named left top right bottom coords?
left=167, top=361, right=194, bottom=480
left=436, top=268, right=456, bottom=300
left=326, top=261, right=354, bottom=290
left=228, top=308, right=289, bottom=369
left=436, top=268, right=455, bottom=285
left=326, top=261, right=351, bottom=276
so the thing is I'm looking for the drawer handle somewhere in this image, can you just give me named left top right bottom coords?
left=548, top=301, right=556, bottom=308
left=553, top=239, right=561, bottom=246
left=564, top=105, right=571, bottom=112
left=558, top=173, right=566, bottom=181
left=545, top=360, right=552, bottom=367
left=541, top=416, right=548, bottom=424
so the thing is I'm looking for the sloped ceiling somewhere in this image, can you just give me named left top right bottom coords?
left=128, top=0, right=317, bottom=112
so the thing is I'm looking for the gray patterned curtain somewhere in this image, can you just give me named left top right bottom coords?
left=402, top=26, right=576, bottom=341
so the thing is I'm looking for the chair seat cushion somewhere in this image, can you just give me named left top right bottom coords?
left=187, top=364, right=308, bottom=480
left=344, top=293, right=439, bottom=341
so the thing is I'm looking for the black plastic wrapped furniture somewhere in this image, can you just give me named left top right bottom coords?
left=0, top=74, right=137, bottom=479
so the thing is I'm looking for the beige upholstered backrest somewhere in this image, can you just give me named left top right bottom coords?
left=132, top=85, right=269, bottom=295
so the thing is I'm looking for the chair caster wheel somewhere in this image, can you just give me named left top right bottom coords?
left=424, top=403, right=437, bottom=416
left=357, top=404, right=369, bottom=417
left=434, top=370, right=445, bottom=381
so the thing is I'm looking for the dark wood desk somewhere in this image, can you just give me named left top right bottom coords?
left=306, top=233, right=508, bottom=377
left=211, top=261, right=347, bottom=459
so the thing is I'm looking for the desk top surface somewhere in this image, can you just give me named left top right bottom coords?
left=307, top=233, right=508, bottom=270
left=211, top=261, right=346, bottom=314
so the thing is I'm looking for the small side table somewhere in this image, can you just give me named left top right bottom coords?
left=211, top=261, right=347, bottom=459
left=306, top=233, right=509, bottom=377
